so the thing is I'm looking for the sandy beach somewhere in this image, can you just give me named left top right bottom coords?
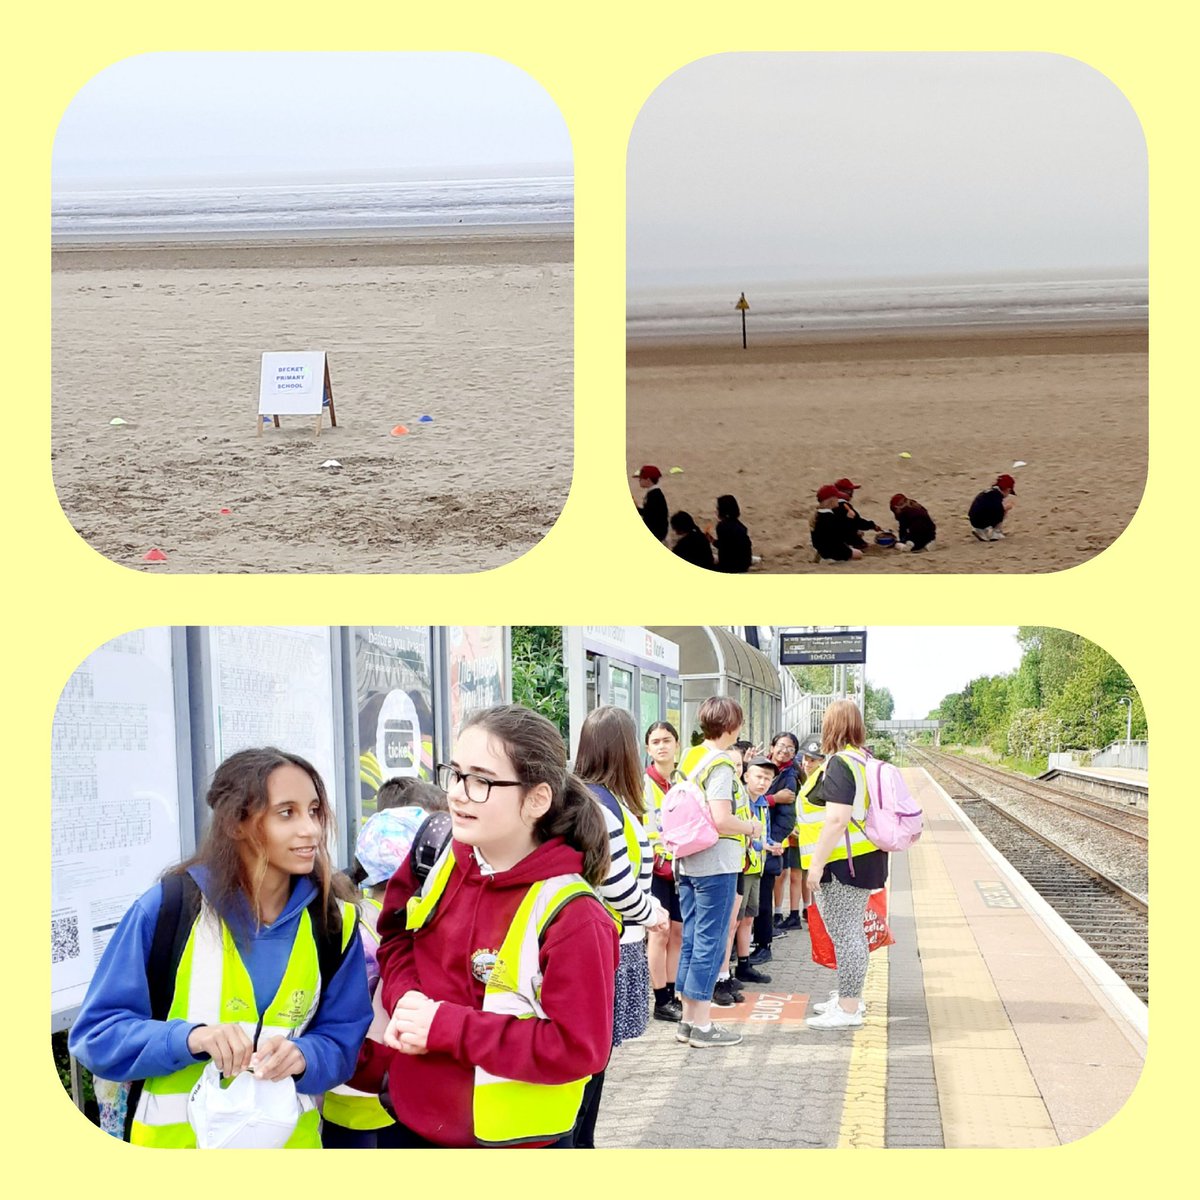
left=52, top=228, right=572, bottom=572
left=627, top=326, right=1147, bottom=573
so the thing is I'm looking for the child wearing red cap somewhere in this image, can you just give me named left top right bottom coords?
left=968, top=474, right=1016, bottom=542
left=832, top=478, right=881, bottom=550
left=633, top=465, right=669, bottom=542
left=811, top=485, right=863, bottom=562
left=888, top=494, right=937, bottom=553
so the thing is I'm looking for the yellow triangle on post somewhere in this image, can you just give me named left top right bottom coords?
left=735, top=292, right=750, bottom=311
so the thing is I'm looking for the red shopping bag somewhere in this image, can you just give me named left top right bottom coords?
left=807, top=889, right=894, bottom=969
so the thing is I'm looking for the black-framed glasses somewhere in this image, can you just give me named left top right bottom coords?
left=436, top=764, right=525, bottom=804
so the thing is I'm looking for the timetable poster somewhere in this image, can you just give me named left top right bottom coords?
left=208, top=626, right=339, bottom=817
left=50, top=629, right=181, bottom=1018
left=353, top=627, right=435, bottom=816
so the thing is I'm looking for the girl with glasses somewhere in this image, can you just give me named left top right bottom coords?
left=376, top=704, right=619, bottom=1148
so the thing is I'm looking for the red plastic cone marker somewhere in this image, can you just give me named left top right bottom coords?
left=391, top=424, right=410, bottom=436
left=219, top=508, right=232, bottom=515
left=142, top=548, right=168, bottom=563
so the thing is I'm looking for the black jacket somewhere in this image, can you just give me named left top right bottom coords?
left=672, top=529, right=715, bottom=569
left=714, top=518, right=752, bottom=573
left=968, top=487, right=1006, bottom=530
left=639, top=487, right=669, bottom=541
left=811, top=508, right=856, bottom=561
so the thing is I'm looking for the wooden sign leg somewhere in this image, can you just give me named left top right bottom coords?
left=324, top=360, right=337, bottom=428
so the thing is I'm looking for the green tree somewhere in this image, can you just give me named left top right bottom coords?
left=865, top=683, right=895, bottom=724
left=787, top=665, right=835, bottom=693
left=510, top=626, right=568, bottom=738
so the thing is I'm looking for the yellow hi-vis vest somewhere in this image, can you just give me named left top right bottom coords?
left=735, top=781, right=764, bottom=875
left=796, top=747, right=879, bottom=870
left=131, top=898, right=358, bottom=1148
left=404, top=848, right=607, bottom=1147
left=321, top=898, right=393, bottom=1132
left=678, top=744, right=745, bottom=848
left=643, top=769, right=674, bottom=861
left=795, top=761, right=826, bottom=871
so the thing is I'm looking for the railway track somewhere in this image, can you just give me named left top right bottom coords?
left=909, top=747, right=1148, bottom=1004
left=922, top=749, right=1148, bottom=842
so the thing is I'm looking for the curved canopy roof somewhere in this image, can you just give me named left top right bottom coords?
left=648, top=626, right=781, bottom=697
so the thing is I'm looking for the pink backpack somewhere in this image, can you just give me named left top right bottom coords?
left=658, top=750, right=727, bottom=858
left=843, top=750, right=923, bottom=853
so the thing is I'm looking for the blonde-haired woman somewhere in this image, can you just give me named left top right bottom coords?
left=802, top=700, right=888, bottom=1030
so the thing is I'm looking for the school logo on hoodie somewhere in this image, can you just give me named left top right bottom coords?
left=470, top=948, right=499, bottom=985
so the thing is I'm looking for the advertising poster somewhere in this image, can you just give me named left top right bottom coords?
left=354, top=626, right=435, bottom=816
left=51, top=629, right=181, bottom=1020
left=447, top=626, right=507, bottom=737
left=208, top=626, right=339, bottom=815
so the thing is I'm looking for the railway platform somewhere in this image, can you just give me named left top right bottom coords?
left=596, top=768, right=1147, bottom=1149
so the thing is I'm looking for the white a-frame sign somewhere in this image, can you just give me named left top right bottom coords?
left=258, top=351, right=337, bottom=437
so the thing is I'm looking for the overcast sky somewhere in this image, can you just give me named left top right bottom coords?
left=865, top=626, right=1021, bottom=719
left=628, top=54, right=1147, bottom=288
left=53, top=53, right=572, bottom=188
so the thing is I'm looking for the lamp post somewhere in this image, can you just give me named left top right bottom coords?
left=1117, top=696, right=1133, bottom=747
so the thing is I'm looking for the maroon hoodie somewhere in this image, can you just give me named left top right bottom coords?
left=372, top=836, right=619, bottom=1147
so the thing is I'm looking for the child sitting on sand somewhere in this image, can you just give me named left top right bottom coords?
left=812, top=485, right=863, bottom=563
left=888, top=494, right=937, bottom=552
left=832, top=478, right=881, bottom=549
left=671, top=510, right=715, bottom=569
left=968, top=474, right=1016, bottom=541
left=711, top=494, right=753, bottom=573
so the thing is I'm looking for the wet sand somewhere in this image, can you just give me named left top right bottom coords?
left=52, top=228, right=573, bottom=573
left=627, top=326, right=1147, bottom=573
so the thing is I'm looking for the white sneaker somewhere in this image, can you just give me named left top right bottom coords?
left=812, top=990, right=866, bottom=1016
left=990, top=529, right=1005, bottom=540
left=972, top=527, right=991, bottom=542
left=896, top=542, right=913, bottom=552
left=806, top=1005, right=864, bottom=1029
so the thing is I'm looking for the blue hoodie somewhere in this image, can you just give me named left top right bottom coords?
left=68, top=866, right=372, bottom=1096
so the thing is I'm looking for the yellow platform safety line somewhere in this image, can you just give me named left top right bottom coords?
left=836, top=943, right=889, bottom=1149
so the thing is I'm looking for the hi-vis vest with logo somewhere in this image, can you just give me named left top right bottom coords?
left=130, top=898, right=358, bottom=1148
left=795, top=747, right=879, bottom=870
left=678, top=745, right=745, bottom=847
left=321, top=898, right=393, bottom=1132
left=405, top=848, right=609, bottom=1147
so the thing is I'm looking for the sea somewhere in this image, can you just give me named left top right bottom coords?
left=51, top=176, right=574, bottom=242
left=626, top=274, right=1148, bottom=340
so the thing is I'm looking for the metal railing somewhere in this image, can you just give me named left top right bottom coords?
left=1088, top=741, right=1149, bottom=771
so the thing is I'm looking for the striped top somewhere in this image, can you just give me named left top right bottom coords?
left=587, top=784, right=662, bottom=945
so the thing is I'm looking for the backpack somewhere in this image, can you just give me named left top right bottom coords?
left=843, top=750, right=923, bottom=853
left=122, top=872, right=357, bottom=1141
left=409, top=811, right=453, bottom=881
left=658, top=750, right=727, bottom=859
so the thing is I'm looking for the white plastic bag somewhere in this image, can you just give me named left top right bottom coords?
left=187, top=1061, right=303, bottom=1149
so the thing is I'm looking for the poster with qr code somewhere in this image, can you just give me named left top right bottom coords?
left=50, top=629, right=182, bottom=1020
